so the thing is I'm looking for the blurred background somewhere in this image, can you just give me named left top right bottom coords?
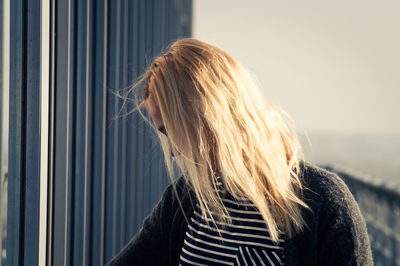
left=194, top=0, right=400, bottom=187
left=193, top=4, right=400, bottom=264
left=1, top=0, right=399, bottom=265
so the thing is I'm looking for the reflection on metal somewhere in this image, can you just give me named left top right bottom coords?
left=0, top=0, right=10, bottom=264
left=48, top=0, right=192, bottom=265
left=39, top=0, right=51, bottom=265
left=326, top=166, right=400, bottom=266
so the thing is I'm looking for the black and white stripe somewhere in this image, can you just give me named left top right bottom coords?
left=179, top=193, right=285, bottom=266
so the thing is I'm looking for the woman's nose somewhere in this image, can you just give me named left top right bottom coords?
left=168, top=139, right=175, bottom=157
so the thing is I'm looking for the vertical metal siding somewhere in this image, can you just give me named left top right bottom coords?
left=90, top=1, right=108, bottom=264
left=7, top=0, right=42, bottom=265
left=6, top=0, right=191, bottom=265
left=48, top=0, right=192, bottom=265
left=46, top=1, right=56, bottom=264
left=8, top=1, right=25, bottom=265
left=23, top=1, right=41, bottom=264
left=52, top=0, right=73, bottom=264
left=104, top=0, right=118, bottom=259
left=71, top=0, right=93, bottom=264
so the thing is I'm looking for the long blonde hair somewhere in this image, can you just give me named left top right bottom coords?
left=132, top=38, right=309, bottom=242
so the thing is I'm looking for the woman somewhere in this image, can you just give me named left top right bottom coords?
left=106, top=39, right=372, bottom=265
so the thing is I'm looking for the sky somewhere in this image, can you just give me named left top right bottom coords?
left=193, top=0, right=400, bottom=135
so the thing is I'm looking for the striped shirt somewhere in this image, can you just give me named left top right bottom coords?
left=179, top=184, right=285, bottom=266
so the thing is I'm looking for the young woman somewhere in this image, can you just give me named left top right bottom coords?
left=106, top=39, right=372, bottom=266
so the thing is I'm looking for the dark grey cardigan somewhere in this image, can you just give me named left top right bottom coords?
left=106, top=162, right=373, bottom=265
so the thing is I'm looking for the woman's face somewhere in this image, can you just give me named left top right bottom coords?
left=146, top=99, right=175, bottom=156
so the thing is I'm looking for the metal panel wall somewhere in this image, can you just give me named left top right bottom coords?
left=49, top=1, right=192, bottom=265
left=7, top=0, right=41, bottom=265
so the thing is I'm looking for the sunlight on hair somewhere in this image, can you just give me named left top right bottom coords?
left=124, top=38, right=310, bottom=242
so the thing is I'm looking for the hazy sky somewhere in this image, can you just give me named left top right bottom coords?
left=193, top=0, right=400, bottom=134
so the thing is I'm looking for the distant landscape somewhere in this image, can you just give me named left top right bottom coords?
left=299, top=133, right=400, bottom=189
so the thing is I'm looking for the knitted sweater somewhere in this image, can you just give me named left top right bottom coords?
left=106, top=162, right=373, bottom=266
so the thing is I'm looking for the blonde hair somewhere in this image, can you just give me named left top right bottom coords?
left=131, top=38, right=309, bottom=242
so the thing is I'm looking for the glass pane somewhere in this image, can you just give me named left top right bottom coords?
left=0, top=0, right=9, bottom=264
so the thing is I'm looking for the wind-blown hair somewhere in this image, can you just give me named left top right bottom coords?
left=133, top=38, right=309, bottom=242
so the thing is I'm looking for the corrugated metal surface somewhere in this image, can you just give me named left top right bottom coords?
left=6, top=0, right=40, bottom=265
left=48, top=0, right=192, bottom=265
left=7, top=0, right=41, bottom=265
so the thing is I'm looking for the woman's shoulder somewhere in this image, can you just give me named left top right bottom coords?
left=160, top=175, right=195, bottom=210
left=297, top=163, right=373, bottom=264
left=166, top=175, right=192, bottom=196
left=298, top=161, right=360, bottom=214
left=300, top=161, right=351, bottom=198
